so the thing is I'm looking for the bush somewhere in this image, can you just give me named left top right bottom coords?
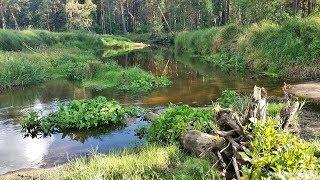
left=147, top=105, right=216, bottom=144
left=22, top=97, right=141, bottom=136
left=242, top=120, right=320, bottom=179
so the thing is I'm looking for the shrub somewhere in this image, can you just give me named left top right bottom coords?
left=242, top=120, right=320, bottom=179
left=22, top=97, right=141, bottom=136
left=147, top=105, right=216, bottom=144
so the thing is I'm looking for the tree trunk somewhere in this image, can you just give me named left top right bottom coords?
left=181, top=130, right=226, bottom=158
left=292, top=0, right=298, bottom=14
left=156, top=0, right=172, bottom=33
left=0, top=5, right=6, bottom=29
left=10, top=8, right=19, bottom=30
left=119, top=1, right=127, bottom=35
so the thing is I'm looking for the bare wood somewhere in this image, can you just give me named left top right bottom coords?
left=232, top=157, right=241, bottom=180
left=244, top=86, right=267, bottom=124
left=181, top=130, right=226, bottom=157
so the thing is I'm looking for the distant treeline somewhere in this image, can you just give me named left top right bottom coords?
left=0, top=0, right=319, bottom=34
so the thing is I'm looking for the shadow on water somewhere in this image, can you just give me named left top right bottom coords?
left=0, top=46, right=319, bottom=175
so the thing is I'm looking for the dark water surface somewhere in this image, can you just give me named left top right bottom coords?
left=0, top=47, right=311, bottom=175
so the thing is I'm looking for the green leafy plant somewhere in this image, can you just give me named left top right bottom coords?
left=22, top=97, right=142, bottom=136
left=147, top=105, right=216, bottom=144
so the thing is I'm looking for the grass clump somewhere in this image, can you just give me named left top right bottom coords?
left=147, top=105, right=216, bottom=144
left=83, top=63, right=171, bottom=94
left=22, top=97, right=141, bottom=136
left=60, top=144, right=219, bottom=180
left=0, top=58, right=50, bottom=89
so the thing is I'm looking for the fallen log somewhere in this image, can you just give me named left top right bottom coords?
left=181, top=130, right=226, bottom=158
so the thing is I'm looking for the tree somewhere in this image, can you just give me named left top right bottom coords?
left=66, top=0, right=96, bottom=30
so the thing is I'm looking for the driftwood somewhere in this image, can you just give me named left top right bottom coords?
left=180, top=84, right=301, bottom=180
left=181, top=130, right=226, bottom=158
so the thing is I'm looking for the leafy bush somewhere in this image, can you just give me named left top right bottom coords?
left=147, top=105, right=216, bottom=144
left=267, top=103, right=284, bottom=118
left=22, top=97, right=141, bottom=135
left=242, top=120, right=320, bottom=179
left=0, top=59, right=50, bottom=89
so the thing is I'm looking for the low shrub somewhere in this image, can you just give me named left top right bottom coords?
left=242, top=120, right=320, bottom=179
left=147, top=105, right=216, bottom=144
left=22, top=97, right=141, bottom=136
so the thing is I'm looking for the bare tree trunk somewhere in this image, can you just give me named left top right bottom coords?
left=10, top=8, right=19, bottom=30
left=0, top=5, right=6, bottom=29
left=292, top=0, right=298, bottom=14
left=156, top=0, right=172, bottom=33
left=119, top=0, right=127, bottom=35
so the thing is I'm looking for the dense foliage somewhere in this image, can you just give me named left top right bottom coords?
left=22, top=97, right=141, bottom=136
left=1, top=0, right=319, bottom=34
left=176, top=17, right=320, bottom=78
left=243, top=120, right=320, bottom=179
left=83, top=63, right=171, bottom=93
left=147, top=105, right=216, bottom=144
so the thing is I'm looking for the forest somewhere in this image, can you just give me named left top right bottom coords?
left=1, top=0, right=320, bottom=180
left=1, top=0, right=319, bottom=34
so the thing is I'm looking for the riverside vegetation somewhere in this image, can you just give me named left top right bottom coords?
left=0, top=30, right=170, bottom=94
left=175, top=16, right=320, bottom=79
left=16, top=89, right=320, bottom=179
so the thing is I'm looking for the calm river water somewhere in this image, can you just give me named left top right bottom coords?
left=0, top=47, right=315, bottom=175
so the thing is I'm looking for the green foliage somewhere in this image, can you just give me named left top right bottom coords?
left=267, top=103, right=284, bottom=118
left=61, top=144, right=219, bottom=180
left=0, top=58, right=50, bottom=89
left=22, top=97, right=141, bottom=135
left=242, top=120, right=320, bottom=179
left=147, top=105, right=216, bottom=144
left=175, top=17, right=320, bottom=78
left=83, top=63, right=171, bottom=94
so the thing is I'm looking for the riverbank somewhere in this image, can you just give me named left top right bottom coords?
left=0, top=30, right=169, bottom=94
left=175, top=16, right=320, bottom=79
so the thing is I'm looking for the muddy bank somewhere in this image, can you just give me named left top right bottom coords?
left=289, top=83, right=320, bottom=100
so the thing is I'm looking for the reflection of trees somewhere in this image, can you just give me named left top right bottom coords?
left=0, top=81, right=90, bottom=108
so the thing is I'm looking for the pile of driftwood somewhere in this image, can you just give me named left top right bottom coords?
left=181, top=85, right=303, bottom=179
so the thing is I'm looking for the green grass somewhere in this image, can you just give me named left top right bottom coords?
left=22, top=97, right=142, bottom=136
left=83, top=63, right=171, bottom=94
left=60, top=144, right=220, bottom=180
left=175, top=17, right=320, bottom=78
left=0, top=29, right=151, bottom=89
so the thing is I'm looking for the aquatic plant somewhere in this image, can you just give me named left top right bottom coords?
left=147, top=105, right=216, bottom=144
left=22, top=97, right=142, bottom=136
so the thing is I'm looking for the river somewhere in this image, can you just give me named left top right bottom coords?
left=0, top=46, right=317, bottom=175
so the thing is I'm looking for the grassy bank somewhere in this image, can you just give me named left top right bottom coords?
left=175, top=16, right=320, bottom=79
left=0, top=30, right=159, bottom=90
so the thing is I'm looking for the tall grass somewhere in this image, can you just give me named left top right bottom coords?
left=61, top=144, right=219, bottom=180
left=175, top=17, right=320, bottom=78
